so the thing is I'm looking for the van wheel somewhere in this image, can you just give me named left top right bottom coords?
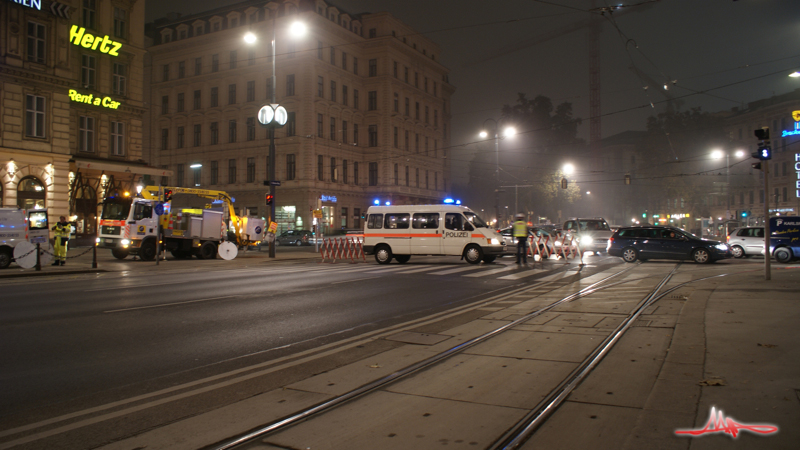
left=482, top=255, right=496, bottom=263
left=375, top=245, right=392, bottom=264
left=774, top=247, right=793, bottom=264
left=731, top=245, right=744, bottom=258
left=394, top=255, right=410, bottom=264
left=139, top=240, right=157, bottom=261
left=464, top=245, right=483, bottom=264
left=112, top=248, right=129, bottom=260
left=199, top=241, right=217, bottom=260
left=0, top=248, right=11, bottom=269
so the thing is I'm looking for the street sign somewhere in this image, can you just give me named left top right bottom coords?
left=269, top=180, right=281, bottom=186
left=313, top=209, right=323, bottom=219
left=154, top=203, right=165, bottom=216
left=268, top=221, right=278, bottom=233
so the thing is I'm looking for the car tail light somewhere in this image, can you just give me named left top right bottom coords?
left=609, top=237, right=614, bottom=244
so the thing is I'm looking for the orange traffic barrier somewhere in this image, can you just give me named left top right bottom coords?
left=320, top=237, right=366, bottom=263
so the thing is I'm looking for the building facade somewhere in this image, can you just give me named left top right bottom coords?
left=1, top=0, right=164, bottom=244
left=145, top=0, right=453, bottom=234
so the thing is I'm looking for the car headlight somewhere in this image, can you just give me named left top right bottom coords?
left=490, top=238, right=501, bottom=245
left=715, top=244, right=728, bottom=251
left=95, top=237, right=101, bottom=243
left=580, top=235, right=594, bottom=245
left=121, top=239, right=130, bottom=246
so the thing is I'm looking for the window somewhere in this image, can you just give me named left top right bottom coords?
left=25, top=95, right=46, bottom=138
left=368, top=28, right=376, bottom=38
left=405, top=166, right=409, bottom=186
left=414, top=72, right=419, bottom=88
left=212, top=54, right=219, bottom=72
left=286, top=112, right=296, bottom=137
left=394, top=163, right=399, bottom=185
left=247, top=157, right=256, bottom=183
left=196, top=24, right=205, bottom=36
left=393, top=61, right=398, bottom=78
left=367, top=214, right=383, bottom=229
left=369, top=162, right=378, bottom=186
left=353, top=57, right=358, bottom=75
left=342, top=85, right=348, bottom=106
left=342, top=52, right=348, bottom=70
left=162, top=63, right=169, bottom=82
left=330, top=47, right=335, bottom=64
left=176, top=126, right=184, bottom=148
left=353, top=124, right=359, bottom=145
left=82, top=54, right=96, bottom=89
left=415, top=102, right=420, bottom=120
left=341, top=207, right=348, bottom=228
left=783, top=187, right=788, bottom=202
left=368, top=125, right=378, bottom=147
left=434, top=110, right=438, bottom=127
left=318, top=154, right=324, bottom=181
left=318, top=41, right=323, bottom=59
left=161, top=95, right=169, bottom=115
left=404, top=130, right=409, bottom=151
left=247, top=117, right=256, bottom=141
left=286, top=74, right=295, bottom=96
left=195, top=57, right=202, bottom=75
left=342, top=159, right=348, bottom=184
left=247, top=80, right=255, bottom=102
left=176, top=164, right=184, bottom=187
left=317, top=114, right=324, bottom=138
left=331, top=81, right=337, bottom=102
left=83, top=0, right=96, bottom=29
left=177, top=93, right=184, bottom=112
left=230, top=50, right=237, bottom=69
left=394, top=127, right=399, bottom=147
left=193, top=166, right=201, bottom=186
left=178, top=61, right=185, bottom=79
left=341, top=120, right=348, bottom=143
left=394, top=93, right=399, bottom=112
left=228, top=119, right=237, bottom=143
left=193, top=90, right=201, bottom=109
left=211, top=87, right=218, bottom=107
left=286, top=154, right=296, bottom=180
left=384, top=213, right=411, bottom=230
left=160, top=165, right=169, bottom=186
left=416, top=168, right=420, bottom=187
left=404, top=66, right=409, bottom=83
left=368, top=59, right=377, bottom=77
left=159, top=127, right=168, bottom=151
left=330, top=118, right=336, bottom=141
left=111, top=121, right=125, bottom=156
left=426, top=170, right=429, bottom=189
left=27, top=21, right=46, bottom=64
left=210, top=122, right=219, bottom=144
left=210, top=161, right=218, bottom=184
left=368, top=91, right=377, bottom=110
left=79, top=116, right=95, bottom=152
left=353, top=90, right=359, bottom=109
left=113, top=63, right=127, bottom=95
left=413, top=213, right=439, bottom=229
left=354, top=207, right=361, bottom=229
left=424, top=77, right=428, bottom=92
left=318, top=76, right=324, bottom=97
left=193, top=124, right=201, bottom=146
left=425, top=106, right=429, bottom=123
left=228, top=159, right=237, bottom=184
left=228, top=83, right=236, bottom=104
left=248, top=49, right=255, bottom=66
left=331, top=157, right=337, bottom=181
left=354, top=162, right=359, bottom=185
left=415, top=134, right=419, bottom=153
left=405, top=97, right=410, bottom=116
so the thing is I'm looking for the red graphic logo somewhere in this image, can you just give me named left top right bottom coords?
left=675, top=407, right=779, bottom=438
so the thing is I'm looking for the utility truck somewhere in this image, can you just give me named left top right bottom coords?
left=97, top=186, right=264, bottom=261
left=0, top=208, right=50, bottom=269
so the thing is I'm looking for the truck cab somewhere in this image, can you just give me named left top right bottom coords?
left=97, top=195, right=158, bottom=260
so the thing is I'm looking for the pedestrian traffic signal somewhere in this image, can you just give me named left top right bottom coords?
left=265, top=194, right=274, bottom=206
left=753, top=127, right=772, bottom=160
left=560, top=178, right=568, bottom=189
left=164, top=189, right=173, bottom=202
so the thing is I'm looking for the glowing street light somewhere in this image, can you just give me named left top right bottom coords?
left=562, top=163, right=575, bottom=175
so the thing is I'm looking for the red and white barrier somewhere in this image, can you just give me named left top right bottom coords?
left=320, top=237, right=366, bottom=263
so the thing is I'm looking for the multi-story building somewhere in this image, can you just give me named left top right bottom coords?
left=1, top=0, right=164, bottom=244
left=145, top=0, right=453, bottom=234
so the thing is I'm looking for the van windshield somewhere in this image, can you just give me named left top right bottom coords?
left=101, top=199, right=132, bottom=220
left=464, top=212, right=489, bottom=228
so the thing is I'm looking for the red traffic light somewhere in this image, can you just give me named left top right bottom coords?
left=164, top=189, right=173, bottom=201
left=265, top=194, right=274, bottom=206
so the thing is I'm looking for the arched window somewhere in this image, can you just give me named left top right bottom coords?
left=17, top=176, right=46, bottom=209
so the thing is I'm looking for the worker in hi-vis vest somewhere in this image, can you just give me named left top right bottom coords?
left=51, top=216, right=71, bottom=266
left=512, top=214, right=528, bottom=264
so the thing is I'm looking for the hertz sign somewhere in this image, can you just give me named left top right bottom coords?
left=69, top=25, right=122, bottom=56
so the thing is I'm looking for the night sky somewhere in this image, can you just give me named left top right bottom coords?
left=146, top=0, right=800, bottom=186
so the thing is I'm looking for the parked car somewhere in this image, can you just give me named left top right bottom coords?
left=608, top=225, right=732, bottom=264
left=563, top=217, right=614, bottom=254
left=270, top=229, right=314, bottom=246
left=727, top=226, right=765, bottom=258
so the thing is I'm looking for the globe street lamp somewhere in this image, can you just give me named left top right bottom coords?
left=711, top=149, right=745, bottom=221
left=244, top=20, right=306, bottom=258
left=480, top=120, right=516, bottom=225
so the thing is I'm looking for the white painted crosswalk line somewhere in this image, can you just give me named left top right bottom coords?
left=497, top=268, right=547, bottom=280
left=429, top=265, right=487, bottom=275
left=361, top=265, right=423, bottom=274
left=534, top=269, right=575, bottom=283
left=391, top=265, right=442, bottom=274
left=463, top=264, right=518, bottom=277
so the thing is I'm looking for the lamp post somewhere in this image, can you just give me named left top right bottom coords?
left=479, top=120, right=515, bottom=226
left=244, top=20, right=305, bottom=258
left=711, top=149, right=745, bottom=221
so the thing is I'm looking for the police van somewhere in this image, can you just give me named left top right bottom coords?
left=0, top=208, right=50, bottom=269
left=770, top=216, right=800, bottom=263
left=363, top=205, right=507, bottom=264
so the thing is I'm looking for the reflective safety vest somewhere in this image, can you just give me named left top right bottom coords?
left=512, top=220, right=527, bottom=238
left=52, top=222, right=71, bottom=240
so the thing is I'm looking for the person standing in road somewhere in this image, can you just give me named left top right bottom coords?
left=52, top=216, right=71, bottom=266
left=513, top=213, right=528, bottom=264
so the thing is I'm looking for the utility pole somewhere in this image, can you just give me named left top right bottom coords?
left=500, top=185, right=534, bottom=215
left=764, top=160, right=771, bottom=281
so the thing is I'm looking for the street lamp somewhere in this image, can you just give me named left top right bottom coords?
left=244, top=19, right=306, bottom=258
left=711, top=149, right=745, bottom=221
left=479, top=119, right=516, bottom=225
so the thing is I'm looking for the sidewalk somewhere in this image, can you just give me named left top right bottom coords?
left=0, top=245, right=322, bottom=279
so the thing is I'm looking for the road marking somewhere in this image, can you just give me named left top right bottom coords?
left=85, top=282, right=178, bottom=292
left=463, top=265, right=517, bottom=277
left=331, top=277, right=379, bottom=285
left=103, top=296, right=237, bottom=313
left=390, top=265, right=440, bottom=274
left=497, top=268, right=547, bottom=280
left=429, top=266, right=486, bottom=275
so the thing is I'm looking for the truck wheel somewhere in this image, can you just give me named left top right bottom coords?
left=374, top=245, right=392, bottom=264
left=112, top=248, right=129, bottom=260
left=482, top=255, right=497, bottom=263
left=139, top=240, right=157, bottom=261
left=200, top=241, right=217, bottom=260
left=464, top=245, right=483, bottom=264
left=0, top=248, right=11, bottom=269
left=394, top=255, right=410, bottom=264
left=774, top=247, right=793, bottom=264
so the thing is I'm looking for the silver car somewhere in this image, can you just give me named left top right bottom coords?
left=727, top=226, right=765, bottom=258
left=563, top=217, right=614, bottom=254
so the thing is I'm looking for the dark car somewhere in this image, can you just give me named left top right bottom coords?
left=274, top=229, right=314, bottom=246
left=607, top=226, right=732, bottom=264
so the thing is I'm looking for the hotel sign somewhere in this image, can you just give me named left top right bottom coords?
left=783, top=111, right=800, bottom=138
left=69, top=25, right=122, bottom=56
left=796, top=153, right=800, bottom=198
left=69, top=89, right=121, bottom=109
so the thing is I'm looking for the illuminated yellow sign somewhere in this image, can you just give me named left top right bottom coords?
left=69, top=25, right=122, bottom=56
left=793, top=111, right=800, bottom=122
left=69, top=89, right=121, bottom=109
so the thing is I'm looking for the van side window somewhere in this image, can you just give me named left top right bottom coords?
left=384, top=213, right=410, bottom=229
left=412, top=213, right=439, bottom=229
left=28, top=211, right=49, bottom=229
left=367, top=214, right=383, bottom=229
left=444, top=213, right=466, bottom=231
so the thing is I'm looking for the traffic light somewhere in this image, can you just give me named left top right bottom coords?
left=751, top=162, right=762, bottom=171
left=265, top=194, right=274, bottom=206
left=560, top=178, right=568, bottom=189
left=741, top=211, right=749, bottom=218
left=164, top=189, right=173, bottom=202
left=752, top=127, right=772, bottom=160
